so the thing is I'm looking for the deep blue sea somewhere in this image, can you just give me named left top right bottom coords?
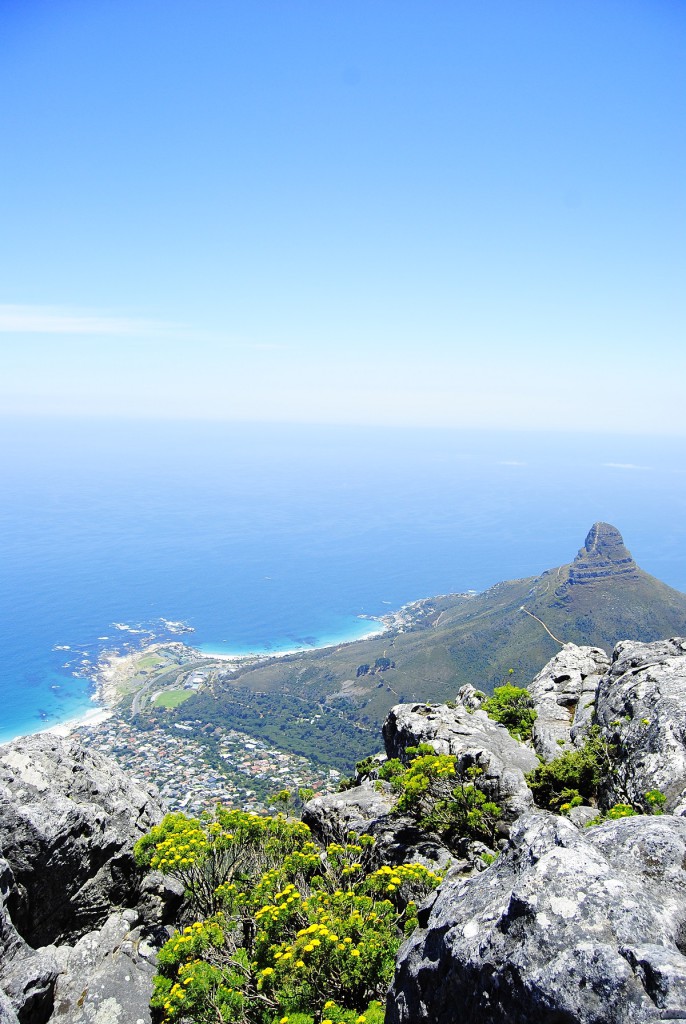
left=1, top=417, right=685, bottom=743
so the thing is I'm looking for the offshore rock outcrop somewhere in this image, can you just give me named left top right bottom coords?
left=0, top=733, right=177, bottom=1024
left=388, top=812, right=686, bottom=1024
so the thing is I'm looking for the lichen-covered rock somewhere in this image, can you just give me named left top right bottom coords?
left=383, top=702, right=538, bottom=825
left=0, top=734, right=164, bottom=947
left=388, top=812, right=686, bottom=1024
left=51, top=909, right=157, bottom=1024
left=528, top=643, right=610, bottom=760
left=0, top=857, right=58, bottom=1024
left=383, top=701, right=538, bottom=774
left=302, top=784, right=396, bottom=845
left=365, top=816, right=453, bottom=872
left=0, top=989, right=19, bottom=1024
left=1, top=948, right=58, bottom=1024
left=303, top=779, right=455, bottom=871
left=593, top=637, right=686, bottom=813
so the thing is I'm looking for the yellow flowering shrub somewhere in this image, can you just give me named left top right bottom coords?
left=134, top=807, right=310, bottom=917
left=138, top=807, right=442, bottom=1023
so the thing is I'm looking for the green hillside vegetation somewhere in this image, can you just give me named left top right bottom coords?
left=166, top=525, right=686, bottom=769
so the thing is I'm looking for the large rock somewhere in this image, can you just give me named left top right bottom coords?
left=593, top=638, right=686, bottom=813
left=51, top=909, right=158, bottom=1024
left=383, top=702, right=538, bottom=824
left=383, top=702, right=538, bottom=774
left=567, top=521, right=640, bottom=586
left=528, top=643, right=610, bottom=761
left=302, top=784, right=396, bottom=845
left=388, top=812, right=686, bottom=1024
left=302, top=785, right=453, bottom=871
left=365, top=816, right=453, bottom=873
left=0, top=858, right=57, bottom=1024
left=0, top=990, right=19, bottom=1024
left=0, top=734, right=163, bottom=948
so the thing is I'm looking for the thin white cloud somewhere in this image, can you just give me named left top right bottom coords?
left=0, top=305, right=290, bottom=353
left=0, top=304, right=175, bottom=336
left=602, top=462, right=650, bottom=471
left=498, top=460, right=527, bottom=467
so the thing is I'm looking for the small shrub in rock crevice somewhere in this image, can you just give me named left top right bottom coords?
left=482, top=684, right=537, bottom=742
left=525, top=727, right=614, bottom=812
left=379, top=748, right=503, bottom=850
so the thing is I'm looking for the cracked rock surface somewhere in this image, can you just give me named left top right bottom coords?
left=0, top=734, right=172, bottom=1023
left=594, top=638, right=686, bottom=814
left=528, top=643, right=610, bottom=761
left=388, top=812, right=686, bottom=1024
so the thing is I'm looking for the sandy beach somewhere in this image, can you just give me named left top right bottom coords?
left=40, top=706, right=113, bottom=738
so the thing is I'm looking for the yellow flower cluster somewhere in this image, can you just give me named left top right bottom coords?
left=150, top=825, right=208, bottom=873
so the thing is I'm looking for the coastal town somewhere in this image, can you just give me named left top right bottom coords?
left=74, top=712, right=340, bottom=815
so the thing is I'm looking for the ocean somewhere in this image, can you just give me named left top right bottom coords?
left=1, top=417, right=685, bottom=743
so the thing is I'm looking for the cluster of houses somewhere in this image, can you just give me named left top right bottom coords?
left=75, top=715, right=340, bottom=815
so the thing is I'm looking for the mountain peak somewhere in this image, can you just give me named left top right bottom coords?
left=569, top=522, right=638, bottom=584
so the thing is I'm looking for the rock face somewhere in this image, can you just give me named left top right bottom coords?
left=383, top=701, right=538, bottom=825
left=0, top=858, right=57, bottom=1024
left=383, top=702, right=538, bottom=775
left=302, top=786, right=453, bottom=871
left=594, top=637, right=686, bottom=813
left=568, top=521, right=640, bottom=585
left=388, top=812, right=686, bottom=1024
left=0, top=733, right=163, bottom=948
left=302, top=784, right=396, bottom=845
left=0, top=733, right=170, bottom=1023
left=528, top=643, right=610, bottom=761
left=51, top=909, right=158, bottom=1024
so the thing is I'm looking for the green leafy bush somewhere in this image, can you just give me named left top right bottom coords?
left=482, top=685, right=537, bottom=742
left=644, top=789, right=667, bottom=813
left=525, top=728, right=614, bottom=812
left=603, top=804, right=637, bottom=820
left=378, top=749, right=503, bottom=849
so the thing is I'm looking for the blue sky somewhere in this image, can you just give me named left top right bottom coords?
left=0, top=0, right=684, bottom=432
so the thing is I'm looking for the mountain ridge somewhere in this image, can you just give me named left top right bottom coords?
left=185, top=522, right=686, bottom=725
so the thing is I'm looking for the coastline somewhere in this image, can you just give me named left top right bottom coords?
left=38, top=706, right=113, bottom=738
left=197, top=619, right=387, bottom=660
left=3, top=596, right=451, bottom=746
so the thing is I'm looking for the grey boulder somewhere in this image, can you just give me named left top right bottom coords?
left=0, top=733, right=164, bottom=947
left=528, top=643, right=610, bottom=760
left=51, top=909, right=158, bottom=1024
left=594, top=638, right=686, bottom=813
left=302, top=783, right=396, bottom=845
left=383, top=702, right=538, bottom=825
left=302, top=785, right=453, bottom=871
left=388, top=812, right=686, bottom=1024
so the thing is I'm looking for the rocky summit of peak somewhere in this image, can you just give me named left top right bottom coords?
left=568, top=522, right=639, bottom=585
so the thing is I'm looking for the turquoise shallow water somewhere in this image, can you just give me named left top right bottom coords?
left=1, top=418, right=685, bottom=742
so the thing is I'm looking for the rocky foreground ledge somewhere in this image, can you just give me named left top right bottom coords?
left=1, top=637, right=686, bottom=1023
left=307, top=637, right=686, bottom=1023
left=0, top=735, right=182, bottom=1024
